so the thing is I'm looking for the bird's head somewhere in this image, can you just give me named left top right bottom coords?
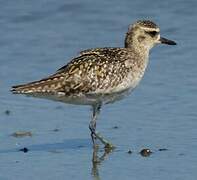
left=125, top=20, right=176, bottom=50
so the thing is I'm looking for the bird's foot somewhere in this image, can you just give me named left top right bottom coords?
left=94, top=132, right=115, bottom=151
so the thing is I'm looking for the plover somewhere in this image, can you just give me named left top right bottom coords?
left=11, top=20, right=176, bottom=149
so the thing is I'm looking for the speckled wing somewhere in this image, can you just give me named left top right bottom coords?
left=11, top=48, right=130, bottom=96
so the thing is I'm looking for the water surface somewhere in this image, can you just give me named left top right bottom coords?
left=0, top=0, right=197, bottom=179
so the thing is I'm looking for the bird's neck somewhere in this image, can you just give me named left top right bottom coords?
left=126, top=44, right=150, bottom=75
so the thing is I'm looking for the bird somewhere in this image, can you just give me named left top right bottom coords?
left=11, top=20, right=176, bottom=149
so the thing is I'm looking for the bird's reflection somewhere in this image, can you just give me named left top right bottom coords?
left=91, top=144, right=114, bottom=180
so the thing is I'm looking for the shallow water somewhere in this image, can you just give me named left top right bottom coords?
left=0, top=0, right=197, bottom=179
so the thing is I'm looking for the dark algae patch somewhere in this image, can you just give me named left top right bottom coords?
left=112, top=126, right=119, bottom=129
left=4, top=110, right=11, bottom=115
left=19, top=147, right=29, bottom=153
left=158, top=148, right=168, bottom=151
left=127, top=149, right=132, bottom=154
left=52, top=128, right=60, bottom=132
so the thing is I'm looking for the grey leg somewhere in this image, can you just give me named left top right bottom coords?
left=89, top=103, right=101, bottom=144
left=89, top=103, right=115, bottom=149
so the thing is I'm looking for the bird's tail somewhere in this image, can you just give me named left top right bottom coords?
left=11, top=74, right=65, bottom=94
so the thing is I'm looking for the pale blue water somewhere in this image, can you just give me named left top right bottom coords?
left=0, top=0, right=197, bottom=180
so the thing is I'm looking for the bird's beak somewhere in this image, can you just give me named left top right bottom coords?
left=159, top=37, right=177, bottom=45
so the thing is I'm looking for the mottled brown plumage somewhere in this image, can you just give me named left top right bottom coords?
left=12, top=47, right=145, bottom=104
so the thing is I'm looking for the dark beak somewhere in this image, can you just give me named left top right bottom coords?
left=159, top=37, right=177, bottom=45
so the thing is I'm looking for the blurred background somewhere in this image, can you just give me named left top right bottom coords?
left=0, top=0, right=197, bottom=180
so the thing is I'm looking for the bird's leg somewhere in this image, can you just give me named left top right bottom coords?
left=89, top=103, right=115, bottom=150
left=89, top=103, right=101, bottom=145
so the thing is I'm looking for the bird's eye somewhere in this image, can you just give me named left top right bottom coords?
left=146, top=31, right=159, bottom=37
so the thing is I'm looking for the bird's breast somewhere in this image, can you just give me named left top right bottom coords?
left=112, top=56, right=149, bottom=93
